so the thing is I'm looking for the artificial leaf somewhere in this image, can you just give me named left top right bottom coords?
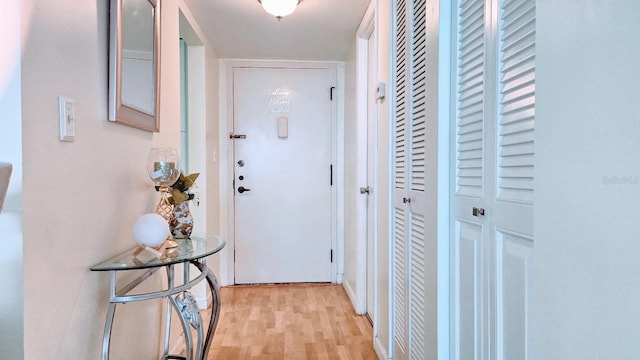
left=183, top=173, right=200, bottom=189
left=171, top=189, right=190, bottom=204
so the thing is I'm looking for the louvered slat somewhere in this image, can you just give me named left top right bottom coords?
left=411, top=0, right=427, bottom=192
left=395, top=0, right=408, bottom=191
left=393, top=207, right=408, bottom=353
left=393, top=0, right=409, bottom=354
left=408, top=1, right=427, bottom=357
left=456, top=0, right=485, bottom=198
left=409, top=213, right=426, bottom=358
left=497, top=0, right=535, bottom=203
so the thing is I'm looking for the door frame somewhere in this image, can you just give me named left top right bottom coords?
left=218, top=59, right=344, bottom=286
left=352, top=0, right=376, bottom=316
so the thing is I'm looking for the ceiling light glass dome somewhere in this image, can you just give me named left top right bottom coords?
left=259, top=0, right=300, bottom=20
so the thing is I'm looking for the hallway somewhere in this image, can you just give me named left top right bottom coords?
left=207, top=284, right=377, bottom=359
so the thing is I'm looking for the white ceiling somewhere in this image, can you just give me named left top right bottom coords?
left=182, top=0, right=371, bottom=61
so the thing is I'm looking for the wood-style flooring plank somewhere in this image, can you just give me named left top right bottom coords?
left=206, top=284, right=378, bottom=360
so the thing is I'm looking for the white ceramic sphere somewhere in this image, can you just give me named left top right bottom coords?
left=132, top=213, right=169, bottom=247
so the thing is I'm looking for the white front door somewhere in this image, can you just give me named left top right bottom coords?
left=451, top=0, right=536, bottom=359
left=232, top=66, right=335, bottom=284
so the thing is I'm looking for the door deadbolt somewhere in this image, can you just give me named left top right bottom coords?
left=237, top=160, right=245, bottom=167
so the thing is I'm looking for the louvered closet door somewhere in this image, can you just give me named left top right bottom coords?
left=451, top=0, right=535, bottom=359
left=392, top=0, right=410, bottom=357
left=493, top=1, right=535, bottom=358
left=392, top=0, right=429, bottom=358
left=451, top=0, right=487, bottom=358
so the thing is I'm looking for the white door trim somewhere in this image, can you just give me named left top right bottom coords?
left=351, top=1, right=376, bottom=315
left=218, top=59, right=343, bottom=286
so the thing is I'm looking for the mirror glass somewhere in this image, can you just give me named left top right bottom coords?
left=121, top=0, right=155, bottom=114
left=109, top=0, right=160, bottom=132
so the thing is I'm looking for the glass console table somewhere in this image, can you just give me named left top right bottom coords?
left=91, top=235, right=225, bottom=360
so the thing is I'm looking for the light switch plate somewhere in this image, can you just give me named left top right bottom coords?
left=59, top=96, right=75, bottom=141
left=376, top=82, right=386, bottom=101
left=278, top=116, right=288, bottom=138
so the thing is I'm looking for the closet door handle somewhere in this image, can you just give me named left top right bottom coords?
left=472, top=207, right=485, bottom=217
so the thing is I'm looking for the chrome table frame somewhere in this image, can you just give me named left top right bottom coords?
left=91, top=236, right=224, bottom=360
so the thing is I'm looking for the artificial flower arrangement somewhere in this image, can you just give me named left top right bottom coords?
left=170, top=171, right=200, bottom=205
left=156, top=171, right=200, bottom=205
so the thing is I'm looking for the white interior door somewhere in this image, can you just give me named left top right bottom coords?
left=233, top=66, right=335, bottom=284
left=451, top=0, right=535, bottom=359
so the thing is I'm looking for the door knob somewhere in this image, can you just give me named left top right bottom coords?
left=472, top=207, right=485, bottom=216
left=360, top=186, right=371, bottom=194
left=238, top=186, right=251, bottom=194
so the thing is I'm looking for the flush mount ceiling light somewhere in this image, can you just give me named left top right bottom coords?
left=258, top=0, right=302, bottom=21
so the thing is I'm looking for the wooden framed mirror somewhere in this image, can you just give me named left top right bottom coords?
left=108, top=0, right=161, bottom=132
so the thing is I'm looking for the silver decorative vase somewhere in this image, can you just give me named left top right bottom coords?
left=170, top=201, right=193, bottom=238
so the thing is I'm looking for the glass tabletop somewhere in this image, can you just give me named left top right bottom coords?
left=90, top=235, right=226, bottom=271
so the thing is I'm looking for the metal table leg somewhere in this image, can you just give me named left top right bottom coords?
left=190, top=260, right=221, bottom=360
left=93, top=236, right=225, bottom=360
left=101, top=302, right=117, bottom=360
left=168, top=294, right=194, bottom=359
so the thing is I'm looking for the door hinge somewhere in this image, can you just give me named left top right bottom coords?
left=330, top=249, right=333, bottom=263
left=330, top=164, right=333, bottom=186
left=330, top=86, right=336, bottom=101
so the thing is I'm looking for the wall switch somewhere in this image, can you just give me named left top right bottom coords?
left=59, top=96, right=75, bottom=141
left=277, top=116, right=288, bottom=139
left=376, top=82, right=386, bottom=101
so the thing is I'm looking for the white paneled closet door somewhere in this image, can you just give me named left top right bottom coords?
left=392, top=0, right=429, bottom=358
left=451, top=0, right=536, bottom=359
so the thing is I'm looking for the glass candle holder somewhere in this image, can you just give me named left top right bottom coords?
left=147, top=147, right=180, bottom=248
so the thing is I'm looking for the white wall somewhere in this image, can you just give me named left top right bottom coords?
left=178, top=4, right=221, bottom=239
left=19, top=0, right=210, bottom=358
left=0, top=1, right=24, bottom=359
left=343, top=36, right=361, bottom=309
left=534, top=1, right=640, bottom=359
left=202, top=42, right=223, bottom=283
left=178, top=2, right=222, bottom=311
left=0, top=0, right=23, bottom=211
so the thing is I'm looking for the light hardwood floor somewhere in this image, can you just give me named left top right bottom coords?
left=206, top=284, right=378, bottom=359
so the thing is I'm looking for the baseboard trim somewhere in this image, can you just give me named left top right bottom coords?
left=374, top=335, right=389, bottom=360
left=342, top=281, right=357, bottom=309
left=341, top=280, right=365, bottom=315
left=195, top=292, right=210, bottom=310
